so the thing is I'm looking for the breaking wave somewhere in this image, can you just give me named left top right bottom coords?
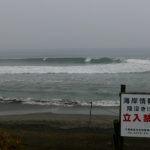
left=0, top=58, right=149, bottom=74
left=0, top=97, right=120, bottom=107
left=0, top=57, right=121, bottom=65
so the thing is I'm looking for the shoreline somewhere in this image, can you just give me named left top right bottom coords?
left=0, top=103, right=119, bottom=116
left=0, top=112, right=118, bottom=129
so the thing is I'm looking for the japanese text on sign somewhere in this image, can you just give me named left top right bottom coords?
left=121, top=94, right=150, bottom=137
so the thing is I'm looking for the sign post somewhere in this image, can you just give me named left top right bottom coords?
left=113, top=84, right=150, bottom=150
left=113, top=85, right=125, bottom=150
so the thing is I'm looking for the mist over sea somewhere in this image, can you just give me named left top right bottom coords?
left=0, top=48, right=150, bottom=115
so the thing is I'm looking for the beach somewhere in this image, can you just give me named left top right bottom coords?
left=0, top=55, right=149, bottom=150
left=0, top=0, right=150, bottom=148
left=0, top=113, right=116, bottom=150
left=0, top=113, right=150, bottom=150
left=0, top=0, right=149, bottom=149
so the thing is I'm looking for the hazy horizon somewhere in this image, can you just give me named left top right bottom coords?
left=0, top=48, right=149, bottom=58
left=0, top=0, right=150, bottom=52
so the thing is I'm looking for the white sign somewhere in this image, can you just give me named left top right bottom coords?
left=121, top=94, right=150, bottom=137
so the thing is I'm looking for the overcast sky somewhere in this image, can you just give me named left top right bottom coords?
left=0, top=0, right=150, bottom=51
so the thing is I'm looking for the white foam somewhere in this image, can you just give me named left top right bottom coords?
left=0, top=97, right=120, bottom=107
left=84, top=57, right=91, bottom=63
left=91, top=100, right=120, bottom=107
left=126, top=59, right=150, bottom=64
left=22, top=99, right=120, bottom=107
left=43, top=57, right=48, bottom=61
left=0, top=59, right=150, bottom=74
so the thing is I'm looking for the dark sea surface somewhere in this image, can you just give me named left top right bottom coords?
left=0, top=49, right=150, bottom=115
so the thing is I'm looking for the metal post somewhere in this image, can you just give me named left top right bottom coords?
left=88, top=101, right=92, bottom=128
left=113, top=85, right=126, bottom=150
left=121, top=84, right=126, bottom=93
left=119, top=84, right=126, bottom=150
left=119, top=85, right=126, bottom=122
left=113, top=120, right=120, bottom=150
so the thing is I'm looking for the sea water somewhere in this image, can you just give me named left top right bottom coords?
left=0, top=49, right=150, bottom=115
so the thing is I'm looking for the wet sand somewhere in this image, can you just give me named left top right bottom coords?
left=0, top=113, right=149, bottom=150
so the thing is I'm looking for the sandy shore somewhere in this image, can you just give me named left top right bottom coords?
left=0, top=113, right=149, bottom=150
left=0, top=113, right=117, bottom=128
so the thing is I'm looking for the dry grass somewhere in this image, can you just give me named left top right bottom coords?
left=0, top=129, right=22, bottom=150
left=4, top=127, right=113, bottom=150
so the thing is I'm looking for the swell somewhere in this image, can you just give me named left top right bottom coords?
left=0, top=57, right=121, bottom=65
left=0, top=58, right=149, bottom=74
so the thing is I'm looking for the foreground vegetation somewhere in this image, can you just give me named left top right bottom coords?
left=0, top=129, right=22, bottom=150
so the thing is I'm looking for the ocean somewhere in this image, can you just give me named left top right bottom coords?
left=0, top=49, right=150, bottom=116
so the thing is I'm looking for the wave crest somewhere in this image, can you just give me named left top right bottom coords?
left=0, top=58, right=149, bottom=74
left=0, top=97, right=120, bottom=107
left=0, top=57, right=121, bottom=65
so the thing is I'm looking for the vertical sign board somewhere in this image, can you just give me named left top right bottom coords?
left=121, top=94, right=150, bottom=137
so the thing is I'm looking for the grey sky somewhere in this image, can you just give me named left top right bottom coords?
left=0, top=0, right=150, bottom=51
